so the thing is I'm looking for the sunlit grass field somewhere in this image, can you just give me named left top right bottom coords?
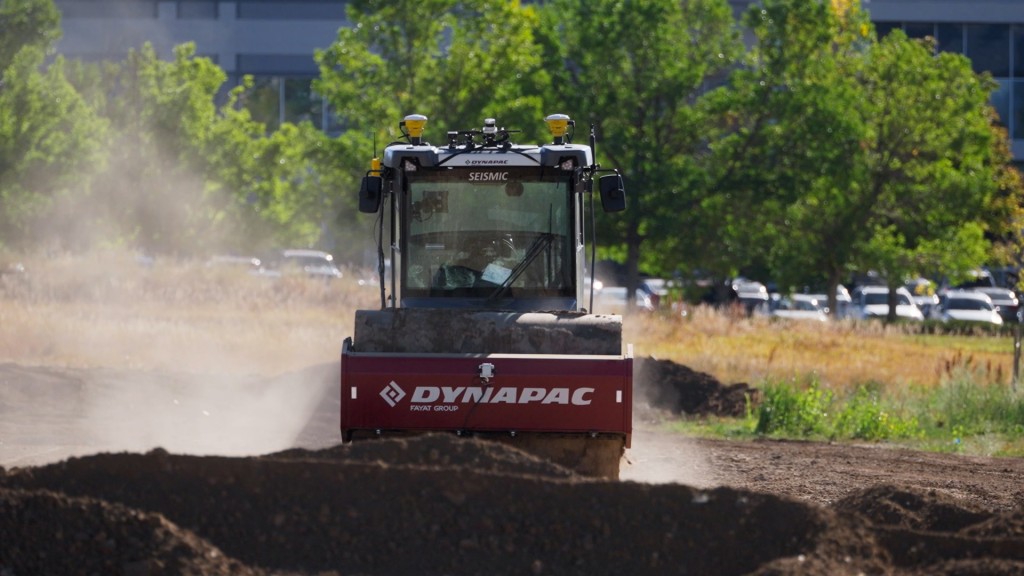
left=3, top=251, right=1022, bottom=456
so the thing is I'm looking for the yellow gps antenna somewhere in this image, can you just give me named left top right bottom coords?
left=545, top=113, right=571, bottom=145
left=402, top=114, right=428, bottom=145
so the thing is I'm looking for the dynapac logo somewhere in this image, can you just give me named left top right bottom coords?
left=465, top=159, right=509, bottom=165
left=468, top=171, right=508, bottom=181
left=381, top=383, right=594, bottom=412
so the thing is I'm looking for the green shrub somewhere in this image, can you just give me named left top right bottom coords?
left=754, top=379, right=832, bottom=437
left=831, top=383, right=920, bottom=441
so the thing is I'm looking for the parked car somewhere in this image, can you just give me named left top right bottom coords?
left=733, top=279, right=771, bottom=316
left=205, top=255, right=273, bottom=277
left=275, top=249, right=343, bottom=280
left=804, top=284, right=853, bottom=318
left=939, top=290, right=1003, bottom=326
left=970, top=287, right=1019, bottom=323
left=850, top=286, right=924, bottom=321
left=771, top=294, right=829, bottom=322
left=588, top=285, right=656, bottom=314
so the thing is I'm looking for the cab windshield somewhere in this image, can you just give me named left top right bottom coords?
left=402, top=168, right=574, bottom=300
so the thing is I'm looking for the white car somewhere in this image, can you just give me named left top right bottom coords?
left=940, top=290, right=1003, bottom=326
left=771, top=294, right=829, bottom=322
left=277, top=249, right=343, bottom=280
left=805, top=284, right=853, bottom=317
left=851, top=286, right=924, bottom=321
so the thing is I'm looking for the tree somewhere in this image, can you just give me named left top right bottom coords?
left=0, top=0, right=105, bottom=250
left=700, top=0, right=872, bottom=311
left=315, top=0, right=547, bottom=147
left=702, top=0, right=1014, bottom=318
left=853, top=29, right=1005, bottom=319
left=313, top=0, right=550, bottom=266
left=535, top=0, right=742, bottom=299
left=0, top=0, right=59, bottom=70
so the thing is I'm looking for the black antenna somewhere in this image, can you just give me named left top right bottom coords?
left=588, top=123, right=598, bottom=312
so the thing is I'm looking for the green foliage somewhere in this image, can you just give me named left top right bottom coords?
left=0, top=0, right=60, bottom=69
left=754, top=379, right=921, bottom=440
left=536, top=0, right=742, bottom=288
left=921, top=365, right=1024, bottom=438
left=1, top=0, right=1022, bottom=282
left=754, top=379, right=833, bottom=436
left=832, top=383, right=921, bottom=440
left=315, top=0, right=546, bottom=146
left=0, top=47, right=106, bottom=249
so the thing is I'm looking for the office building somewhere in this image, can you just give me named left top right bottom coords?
left=52, top=0, right=1024, bottom=158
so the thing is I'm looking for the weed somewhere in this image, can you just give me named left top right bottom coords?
left=754, top=379, right=833, bottom=437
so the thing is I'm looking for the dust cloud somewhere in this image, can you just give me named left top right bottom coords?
left=620, top=428, right=719, bottom=486
left=78, top=364, right=338, bottom=458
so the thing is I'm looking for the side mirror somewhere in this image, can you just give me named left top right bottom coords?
left=359, top=176, right=383, bottom=213
left=599, top=174, right=625, bottom=212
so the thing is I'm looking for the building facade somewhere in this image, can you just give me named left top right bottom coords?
left=54, top=0, right=348, bottom=133
left=53, top=0, right=1024, bottom=157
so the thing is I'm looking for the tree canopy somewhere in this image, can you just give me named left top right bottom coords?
left=0, top=0, right=1021, bottom=302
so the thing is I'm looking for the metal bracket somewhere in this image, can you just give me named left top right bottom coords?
left=478, top=362, right=495, bottom=382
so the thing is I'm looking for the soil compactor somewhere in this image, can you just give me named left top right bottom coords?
left=340, top=114, right=632, bottom=478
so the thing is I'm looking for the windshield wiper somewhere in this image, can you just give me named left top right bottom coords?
left=486, top=233, right=555, bottom=303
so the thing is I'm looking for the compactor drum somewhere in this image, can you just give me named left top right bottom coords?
left=341, top=115, right=632, bottom=478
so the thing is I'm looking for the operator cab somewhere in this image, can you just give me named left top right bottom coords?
left=360, top=114, right=625, bottom=313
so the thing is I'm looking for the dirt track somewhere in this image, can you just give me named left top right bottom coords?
left=2, top=360, right=1024, bottom=575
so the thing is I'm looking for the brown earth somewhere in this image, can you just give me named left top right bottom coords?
left=1, top=358, right=1023, bottom=575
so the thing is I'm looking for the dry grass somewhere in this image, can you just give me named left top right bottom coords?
left=0, top=252, right=378, bottom=374
left=2, top=252, right=1017, bottom=390
left=625, top=305, right=1016, bottom=393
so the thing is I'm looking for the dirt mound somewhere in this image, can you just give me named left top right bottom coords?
left=834, top=485, right=993, bottom=532
left=0, top=487, right=261, bottom=576
left=635, top=356, right=757, bottom=417
left=3, top=363, right=1023, bottom=575
left=834, top=485, right=1024, bottom=574
left=1, top=434, right=891, bottom=576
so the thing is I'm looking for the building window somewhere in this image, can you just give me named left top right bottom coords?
left=1014, top=81, right=1024, bottom=139
left=937, top=23, right=965, bottom=54
left=284, top=78, right=325, bottom=128
left=238, top=75, right=334, bottom=133
left=874, top=21, right=901, bottom=38
left=1014, top=25, right=1024, bottom=78
left=56, top=0, right=159, bottom=18
left=178, top=1, right=217, bottom=19
left=243, top=77, right=283, bottom=132
left=966, top=24, right=1010, bottom=77
left=237, top=1, right=347, bottom=20
left=904, top=22, right=935, bottom=42
left=992, top=79, right=1011, bottom=130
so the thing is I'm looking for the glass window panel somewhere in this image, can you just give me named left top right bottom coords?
left=937, top=23, right=964, bottom=54
left=236, top=54, right=318, bottom=76
left=991, top=79, right=1011, bottom=130
left=967, top=24, right=1010, bottom=76
left=404, top=169, right=574, bottom=298
left=178, top=1, right=217, bottom=19
left=904, top=23, right=935, bottom=41
left=237, top=1, right=346, bottom=20
left=57, top=0, right=158, bottom=18
left=283, top=77, right=324, bottom=128
left=1015, top=26, right=1024, bottom=77
left=243, top=76, right=282, bottom=132
left=874, top=22, right=901, bottom=39
left=1014, top=81, right=1024, bottom=139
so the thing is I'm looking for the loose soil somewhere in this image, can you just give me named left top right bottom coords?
left=1, top=358, right=1023, bottom=575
